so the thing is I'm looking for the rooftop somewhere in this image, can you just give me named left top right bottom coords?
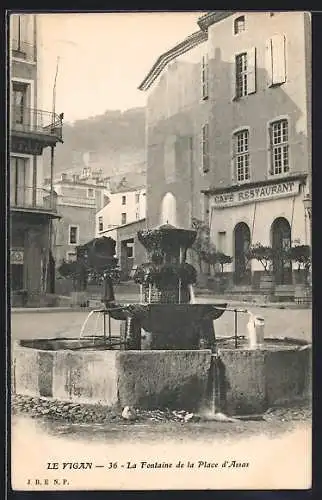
left=138, top=29, right=207, bottom=91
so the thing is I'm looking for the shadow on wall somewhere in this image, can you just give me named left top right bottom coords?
left=146, top=43, right=309, bottom=230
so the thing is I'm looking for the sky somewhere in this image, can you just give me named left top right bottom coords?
left=37, top=12, right=204, bottom=124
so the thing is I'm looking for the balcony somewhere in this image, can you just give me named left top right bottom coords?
left=10, top=186, right=58, bottom=215
left=11, top=38, right=36, bottom=63
left=10, top=106, right=63, bottom=154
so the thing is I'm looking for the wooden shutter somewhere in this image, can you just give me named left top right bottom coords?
left=11, top=15, right=20, bottom=42
left=202, top=124, right=209, bottom=173
left=272, top=34, right=286, bottom=85
left=201, top=54, right=209, bottom=99
left=265, top=38, right=273, bottom=87
left=231, top=55, right=237, bottom=100
left=268, top=124, right=274, bottom=175
left=247, top=47, right=257, bottom=94
left=19, top=15, right=29, bottom=44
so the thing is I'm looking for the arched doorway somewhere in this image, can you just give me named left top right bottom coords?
left=160, top=192, right=177, bottom=226
left=234, top=222, right=251, bottom=285
left=271, top=217, right=292, bottom=284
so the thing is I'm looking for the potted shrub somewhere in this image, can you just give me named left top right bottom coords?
left=247, top=243, right=274, bottom=293
left=57, top=259, right=88, bottom=306
left=191, top=218, right=216, bottom=287
left=214, top=252, right=233, bottom=293
left=288, top=243, right=312, bottom=304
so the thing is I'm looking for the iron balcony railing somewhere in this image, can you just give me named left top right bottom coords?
left=11, top=38, right=36, bottom=63
left=10, top=186, right=57, bottom=212
left=11, top=105, right=63, bottom=141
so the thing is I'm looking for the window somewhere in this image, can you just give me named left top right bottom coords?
left=265, top=35, right=286, bottom=87
left=201, top=54, right=209, bottom=100
left=12, top=83, right=27, bottom=125
left=234, top=16, right=246, bottom=35
left=121, top=213, right=127, bottom=225
left=69, top=226, right=79, bottom=245
left=269, top=119, right=289, bottom=175
left=135, top=193, right=140, bottom=204
left=122, top=195, right=126, bottom=205
left=233, top=48, right=256, bottom=99
left=201, top=124, right=209, bottom=173
left=11, top=15, right=28, bottom=53
left=98, top=216, right=103, bottom=232
left=233, top=130, right=250, bottom=182
left=10, top=156, right=30, bottom=206
left=235, top=53, right=248, bottom=98
left=218, top=231, right=227, bottom=254
left=87, top=188, right=94, bottom=198
left=127, top=245, right=134, bottom=258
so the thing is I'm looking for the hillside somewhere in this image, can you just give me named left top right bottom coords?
left=43, top=107, right=146, bottom=182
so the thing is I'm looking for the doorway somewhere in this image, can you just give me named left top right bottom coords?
left=234, top=222, right=251, bottom=285
left=271, top=217, right=292, bottom=284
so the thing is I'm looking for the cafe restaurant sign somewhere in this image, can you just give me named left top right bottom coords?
left=210, top=179, right=301, bottom=209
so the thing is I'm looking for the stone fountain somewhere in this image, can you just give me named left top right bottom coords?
left=107, top=223, right=227, bottom=351
left=12, top=224, right=311, bottom=416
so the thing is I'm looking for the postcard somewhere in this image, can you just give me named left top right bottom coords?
left=9, top=10, right=312, bottom=491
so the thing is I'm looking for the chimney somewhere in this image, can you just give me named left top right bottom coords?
left=72, top=174, right=80, bottom=183
left=61, top=173, right=67, bottom=182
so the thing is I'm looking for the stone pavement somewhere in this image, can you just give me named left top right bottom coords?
left=11, top=299, right=311, bottom=344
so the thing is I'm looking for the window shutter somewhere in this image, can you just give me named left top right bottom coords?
left=19, top=15, right=29, bottom=44
left=268, top=125, right=274, bottom=175
left=205, top=54, right=209, bottom=98
left=202, top=124, right=209, bottom=173
left=11, top=15, right=20, bottom=41
left=231, top=55, right=237, bottom=100
left=247, top=47, right=257, bottom=94
left=272, top=34, right=286, bottom=85
left=265, top=38, right=273, bottom=87
left=201, top=54, right=208, bottom=99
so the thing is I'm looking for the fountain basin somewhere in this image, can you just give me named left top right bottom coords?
left=214, top=338, right=311, bottom=415
left=109, top=303, right=227, bottom=349
left=12, top=341, right=212, bottom=410
left=12, top=337, right=311, bottom=415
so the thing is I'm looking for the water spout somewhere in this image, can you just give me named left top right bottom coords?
left=189, top=284, right=196, bottom=304
left=79, top=309, right=103, bottom=339
left=247, top=311, right=265, bottom=349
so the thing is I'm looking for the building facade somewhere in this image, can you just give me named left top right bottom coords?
left=9, top=14, right=63, bottom=299
left=96, top=186, right=146, bottom=236
left=49, top=172, right=108, bottom=266
left=138, top=30, right=209, bottom=229
left=139, top=11, right=311, bottom=287
left=99, top=219, right=147, bottom=280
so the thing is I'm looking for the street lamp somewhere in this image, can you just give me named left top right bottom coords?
left=303, top=193, right=312, bottom=288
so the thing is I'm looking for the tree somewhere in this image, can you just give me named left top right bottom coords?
left=191, top=218, right=216, bottom=274
left=247, top=243, right=274, bottom=274
left=57, top=259, right=81, bottom=291
left=216, top=252, right=233, bottom=273
left=288, top=243, right=311, bottom=284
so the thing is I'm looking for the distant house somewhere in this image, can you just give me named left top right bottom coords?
left=96, top=184, right=146, bottom=236
left=48, top=171, right=108, bottom=266
left=98, top=218, right=147, bottom=281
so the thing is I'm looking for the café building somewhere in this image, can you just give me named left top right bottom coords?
left=205, top=174, right=310, bottom=286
